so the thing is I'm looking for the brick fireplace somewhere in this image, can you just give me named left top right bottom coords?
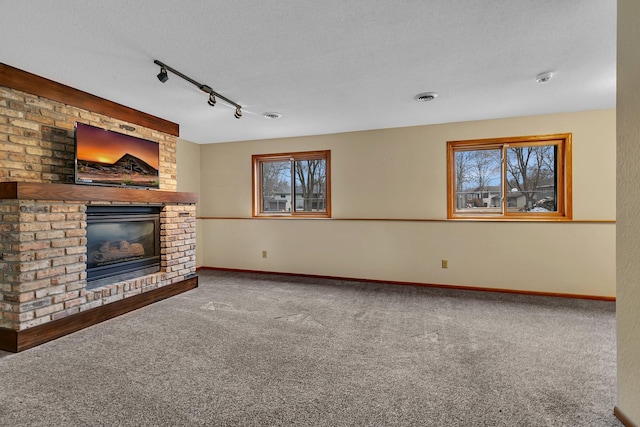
left=0, top=64, right=198, bottom=352
left=0, top=182, right=197, bottom=352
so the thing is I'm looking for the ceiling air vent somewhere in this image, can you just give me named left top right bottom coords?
left=414, top=92, right=439, bottom=102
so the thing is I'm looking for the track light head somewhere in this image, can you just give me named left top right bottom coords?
left=207, top=93, right=216, bottom=107
left=234, top=107, right=242, bottom=119
left=157, top=67, right=168, bottom=83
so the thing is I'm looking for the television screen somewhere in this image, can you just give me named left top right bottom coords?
left=75, top=122, right=160, bottom=189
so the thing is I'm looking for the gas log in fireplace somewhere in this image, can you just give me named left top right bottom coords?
left=86, top=205, right=161, bottom=289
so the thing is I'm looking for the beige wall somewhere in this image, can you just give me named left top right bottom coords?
left=176, top=138, right=201, bottom=206
left=189, top=109, right=616, bottom=297
left=199, top=110, right=615, bottom=220
left=617, top=0, right=640, bottom=423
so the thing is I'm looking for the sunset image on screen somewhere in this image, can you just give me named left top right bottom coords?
left=75, top=123, right=160, bottom=188
left=76, top=124, right=159, bottom=169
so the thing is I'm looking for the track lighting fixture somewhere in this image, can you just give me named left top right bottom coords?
left=153, top=59, right=242, bottom=119
left=157, top=67, right=168, bottom=83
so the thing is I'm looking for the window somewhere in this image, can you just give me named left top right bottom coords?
left=447, top=134, right=572, bottom=220
left=253, top=150, right=331, bottom=217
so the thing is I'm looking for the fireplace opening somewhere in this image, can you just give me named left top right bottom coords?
left=86, top=205, right=161, bottom=289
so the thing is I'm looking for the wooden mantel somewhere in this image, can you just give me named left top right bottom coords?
left=0, top=182, right=198, bottom=204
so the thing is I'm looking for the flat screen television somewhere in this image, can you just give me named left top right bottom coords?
left=74, top=122, right=160, bottom=189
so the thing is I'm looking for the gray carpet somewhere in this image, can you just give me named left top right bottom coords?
left=0, top=270, right=620, bottom=426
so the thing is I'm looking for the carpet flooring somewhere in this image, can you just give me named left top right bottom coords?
left=0, top=270, right=620, bottom=426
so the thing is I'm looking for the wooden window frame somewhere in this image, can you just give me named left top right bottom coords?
left=447, top=134, right=572, bottom=220
left=252, top=150, right=331, bottom=218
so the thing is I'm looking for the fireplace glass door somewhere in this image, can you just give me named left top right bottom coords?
left=86, top=206, right=161, bottom=288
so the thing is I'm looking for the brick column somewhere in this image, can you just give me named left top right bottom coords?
left=0, top=200, right=87, bottom=330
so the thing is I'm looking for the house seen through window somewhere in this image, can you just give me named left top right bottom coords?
left=447, top=134, right=572, bottom=220
left=253, top=150, right=331, bottom=217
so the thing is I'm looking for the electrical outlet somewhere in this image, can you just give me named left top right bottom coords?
left=441, top=259, right=448, bottom=269
left=262, top=250, right=267, bottom=258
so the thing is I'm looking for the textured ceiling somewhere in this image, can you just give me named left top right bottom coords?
left=1, top=1, right=616, bottom=144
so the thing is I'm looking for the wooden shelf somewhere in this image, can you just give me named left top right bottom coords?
left=0, top=182, right=197, bottom=204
